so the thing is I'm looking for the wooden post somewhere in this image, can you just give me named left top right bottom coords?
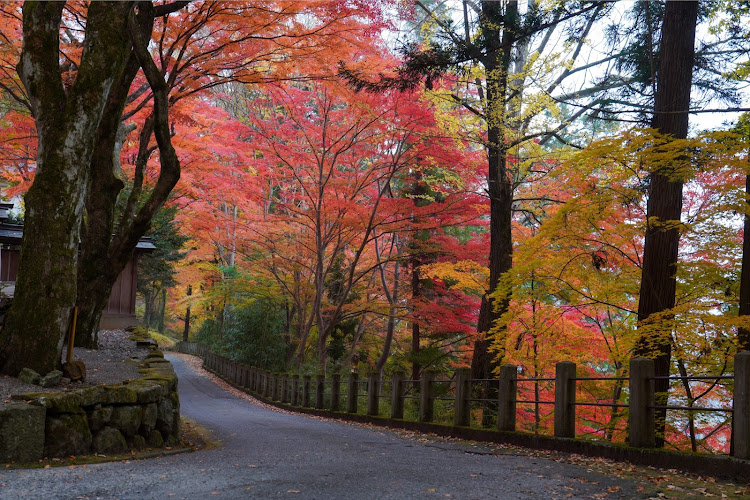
left=272, top=374, right=279, bottom=401
left=66, top=307, right=78, bottom=364
left=347, top=373, right=359, bottom=413
left=291, top=375, right=299, bottom=406
left=391, top=372, right=405, bottom=419
left=420, top=371, right=434, bottom=423
left=315, top=375, right=325, bottom=409
left=281, top=376, right=289, bottom=403
left=454, top=368, right=471, bottom=427
left=303, top=375, right=312, bottom=407
left=497, top=364, right=517, bottom=432
left=629, top=357, right=656, bottom=448
left=733, top=352, right=750, bottom=459
left=367, top=373, right=379, bottom=416
left=330, top=373, right=341, bottom=411
left=554, top=361, right=576, bottom=438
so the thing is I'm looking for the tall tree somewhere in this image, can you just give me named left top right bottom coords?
left=0, top=2, right=136, bottom=375
left=73, top=0, right=391, bottom=347
left=632, top=0, right=699, bottom=447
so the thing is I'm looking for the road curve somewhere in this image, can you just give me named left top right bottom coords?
left=0, top=354, right=647, bottom=499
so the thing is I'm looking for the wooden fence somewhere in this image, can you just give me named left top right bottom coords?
left=174, top=341, right=750, bottom=460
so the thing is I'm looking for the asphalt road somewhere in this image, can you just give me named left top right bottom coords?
left=0, top=355, right=649, bottom=499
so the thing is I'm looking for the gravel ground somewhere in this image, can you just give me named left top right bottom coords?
left=0, top=328, right=148, bottom=404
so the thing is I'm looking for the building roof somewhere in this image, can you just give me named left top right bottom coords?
left=0, top=222, right=156, bottom=252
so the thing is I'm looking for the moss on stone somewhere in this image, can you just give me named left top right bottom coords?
left=44, top=413, right=92, bottom=457
left=18, top=392, right=84, bottom=414
left=146, top=348, right=165, bottom=359
left=140, top=403, right=157, bottom=434
left=128, top=434, right=147, bottom=451
left=125, top=380, right=163, bottom=403
left=86, top=405, right=113, bottom=432
left=76, top=386, right=105, bottom=407
left=102, top=385, right=137, bottom=405
left=109, top=405, right=142, bottom=437
left=92, top=426, right=127, bottom=454
left=156, top=398, right=175, bottom=436
left=147, top=429, right=164, bottom=448
left=0, top=403, right=45, bottom=463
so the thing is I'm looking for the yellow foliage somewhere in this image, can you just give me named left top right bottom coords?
left=420, top=260, right=489, bottom=295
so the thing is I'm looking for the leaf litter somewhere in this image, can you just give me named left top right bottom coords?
left=173, top=352, right=749, bottom=499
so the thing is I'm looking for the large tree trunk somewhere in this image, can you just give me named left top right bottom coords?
left=375, top=257, right=400, bottom=377
left=739, top=172, right=750, bottom=351
left=0, top=3, right=134, bottom=375
left=75, top=2, right=184, bottom=347
left=633, top=0, right=699, bottom=447
left=471, top=0, right=516, bottom=381
left=411, top=260, right=421, bottom=381
left=74, top=56, right=146, bottom=347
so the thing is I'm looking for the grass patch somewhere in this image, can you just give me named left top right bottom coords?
left=181, top=417, right=219, bottom=450
left=149, top=331, right=177, bottom=349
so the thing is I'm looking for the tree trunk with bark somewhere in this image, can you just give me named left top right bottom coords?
left=0, top=3, right=134, bottom=375
left=411, top=260, right=421, bottom=381
left=75, top=2, right=184, bottom=347
left=74, top=55, right=148, bottom=347
left=739, top=172, right=750, bottom=351
left=183, top=284, right=192, bottom=341
left=471, top=0, right=517, bottom=381
left=633, top=0, right=699, bottom=447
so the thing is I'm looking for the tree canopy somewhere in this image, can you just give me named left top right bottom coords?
left=1, top=0, right=750, bottom=453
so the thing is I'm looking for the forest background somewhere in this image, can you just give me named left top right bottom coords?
left=1, top=0, right=750, bottom=455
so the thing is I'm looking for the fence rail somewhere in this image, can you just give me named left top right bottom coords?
left=174, top=342, right=750, bottom=460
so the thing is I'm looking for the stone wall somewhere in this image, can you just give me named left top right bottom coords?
left=0, top=344, right=180, bottom=462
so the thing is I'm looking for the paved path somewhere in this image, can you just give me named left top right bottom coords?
left=0, top=355, right=649, bottom=499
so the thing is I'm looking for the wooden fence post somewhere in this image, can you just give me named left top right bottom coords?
left=272, top=374, right=279, bottom=401
left=554, top=361, right=576, bottom=438
left=367, top=373, right=379, bottom=416
left=331, top=373, right=341, bottom=411
left=629, top=357, right=656, bottom=448
left=315, top=375, right=325, bottom=409
left=391, top=372, right=405, bottom=419
left=281, top=376, right=289, bottom=403
left=497, top=364, right=517, bottom=432
left=302, top=375, right=312, bottom=408
left=303, top=375, right=312, bottom=407
left=420, top=371, right=434, bottom=423
left=347, top=373, right=359, bottom=413
left=454, top=368, right=471, bottom=427
left=733, top=351, right=750, bottom=459
left=292, top=375, right=299, bottom=406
